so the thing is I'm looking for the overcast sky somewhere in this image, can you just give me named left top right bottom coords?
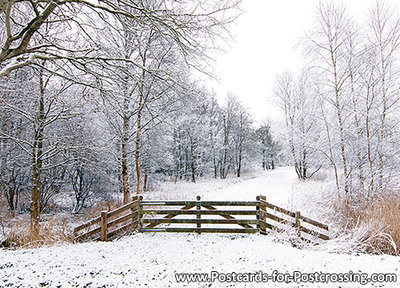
left=210, top=0, right=384, bottom=124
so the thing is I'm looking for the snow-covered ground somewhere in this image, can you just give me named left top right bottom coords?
left=1, top=167, right=399, bottom=287
left=1, top=233, right=399, bottom=288
left=147, top=167, right=298, bottom=206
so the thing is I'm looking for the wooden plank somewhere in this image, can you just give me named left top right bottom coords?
left=140, top=210, right=258, bottom=215
left=140, top=201, right=196, bottom=206
left=107, top=200, right=138, bottom=218
left=261, top=199, right=329, bottom=232
left=259, top=220, right=329, bottom=241
left=205, top=204, right=257, bottom=227
left=259, top=220, right=286, bottom=233
left=75, top=226, right=101, bottom=241
left=73, top=216, right=101, bottom=234
left=94, top=220, right=139, bottom=241
left=74, top=201, right=139, bottom=235
left=143, top=204, right=195, bottom=229
left=262, top=200, right=329, bottom=232
left=301, top=215, right=329, bottom=231
left=261, top=200, right=296, bottom=218
left=107, top=211, right=138, bottom=229
left=140, top=201, right=258, bottom=206
left=107, top=220, right=139, bottom=239
left=260, top=221, right=296, bottom=234
left=300, top=226, right=330, bottom=240
left=262, top=211, right=295, bottom=227
left=202, top=204, right=254, bottom=229
left=142, top=219, right=258, bottom=225
left=140, top=227, right=259, bottom=233
left=200, top=201, right=258, bottom=206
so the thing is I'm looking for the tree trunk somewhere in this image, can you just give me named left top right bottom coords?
left=365, top=83, right=375, bottom=195
left=143, top=166, right=148, bottom=192
left=220, top=115, right=230, bottom=179
left=31, top=70, right=45, bottom=239
left=350, top=71, right=365, bottom=192
left=331, top=50, right=349, bottom=193
left=121, top=71, right=130, bottom=204
left=321, top=105, right=340, bottom=195
left=302, top=150, right=307, bottom=179
left=0, top=114, right=9, bottom=198
left=135, top=90, right=143, bottom=195
left=135, top=31, right=152, bottom=195
left=377, top=62, right=387, bottom=191
left=236, top=154, right=242, bottom=177
left=121, top=112, right=129, bottom=204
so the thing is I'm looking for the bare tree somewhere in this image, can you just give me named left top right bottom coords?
left=275, top=70, right=321, bottom=180
left=368, top=2, right=400, bottom=191
left=305, top=2, right=353, bottom=190
left=256, top=123, right=279, bottom=170
left=0, top=0, right=241, bottom=77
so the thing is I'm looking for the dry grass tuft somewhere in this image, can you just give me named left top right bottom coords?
left=331, top=192, right=400, bottom=256
left=0, top=199, right=130, bottom=249
left=1, top=215, right=73, bottom=249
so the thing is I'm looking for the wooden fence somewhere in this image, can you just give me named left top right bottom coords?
left=140, top=196, right=259, bottom=234
left=257, top=196, right=330, bottom=241
left=73, top=195, right=329, bottom=242
left=74, top=195, right=140, bottom=242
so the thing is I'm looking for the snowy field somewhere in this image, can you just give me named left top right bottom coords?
left=1, top=167, right=399, bottom=287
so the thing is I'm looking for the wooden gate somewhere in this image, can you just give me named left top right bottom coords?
left=139, top=195, right=330, bottom=242
left=140, top=196, right=259, bottom=234
left=73, top=195, right=330, bottom=242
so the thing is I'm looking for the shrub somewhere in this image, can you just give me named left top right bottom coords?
left=332, top=192, right=400, bottom=256
left=1, top=215, right=73, bottom=248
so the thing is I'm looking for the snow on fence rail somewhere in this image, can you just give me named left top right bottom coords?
left=73, top=195, right=329, bottom=242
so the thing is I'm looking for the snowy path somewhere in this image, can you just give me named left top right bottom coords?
left=1, top=168, right=399, bottom=287
left=151, top=167, right=298, bottom=207
left=201, top=167, right=298, bottom=205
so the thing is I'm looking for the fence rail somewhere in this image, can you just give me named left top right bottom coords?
left=74, top=196, right=140, bottom=242
left=257, top=196, right=329, bottom=241
left=72, top=194, right=330, bottom=243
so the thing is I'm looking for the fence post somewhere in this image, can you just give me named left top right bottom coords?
left=295, top=211, right=301, bottom=238
left=138, top=195, right=143, bottom=231
left=130, top=195, right=139, bottom=231
left=256, top=196, right=260, bottom=231
left=259, top=195, right=267, bottom=235
left=196, top=196, right=201, bottom=234
left=100, top=211, right=108, bottom=241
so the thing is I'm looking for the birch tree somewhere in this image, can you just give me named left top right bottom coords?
left=275, top=70, right=321, bottom=180
left=305, top=2, right=353, bottom=190
left=368, top=2, right=400, bottom=191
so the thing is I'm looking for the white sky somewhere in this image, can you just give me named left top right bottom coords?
left=210, top=0, right=383, bottom=124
